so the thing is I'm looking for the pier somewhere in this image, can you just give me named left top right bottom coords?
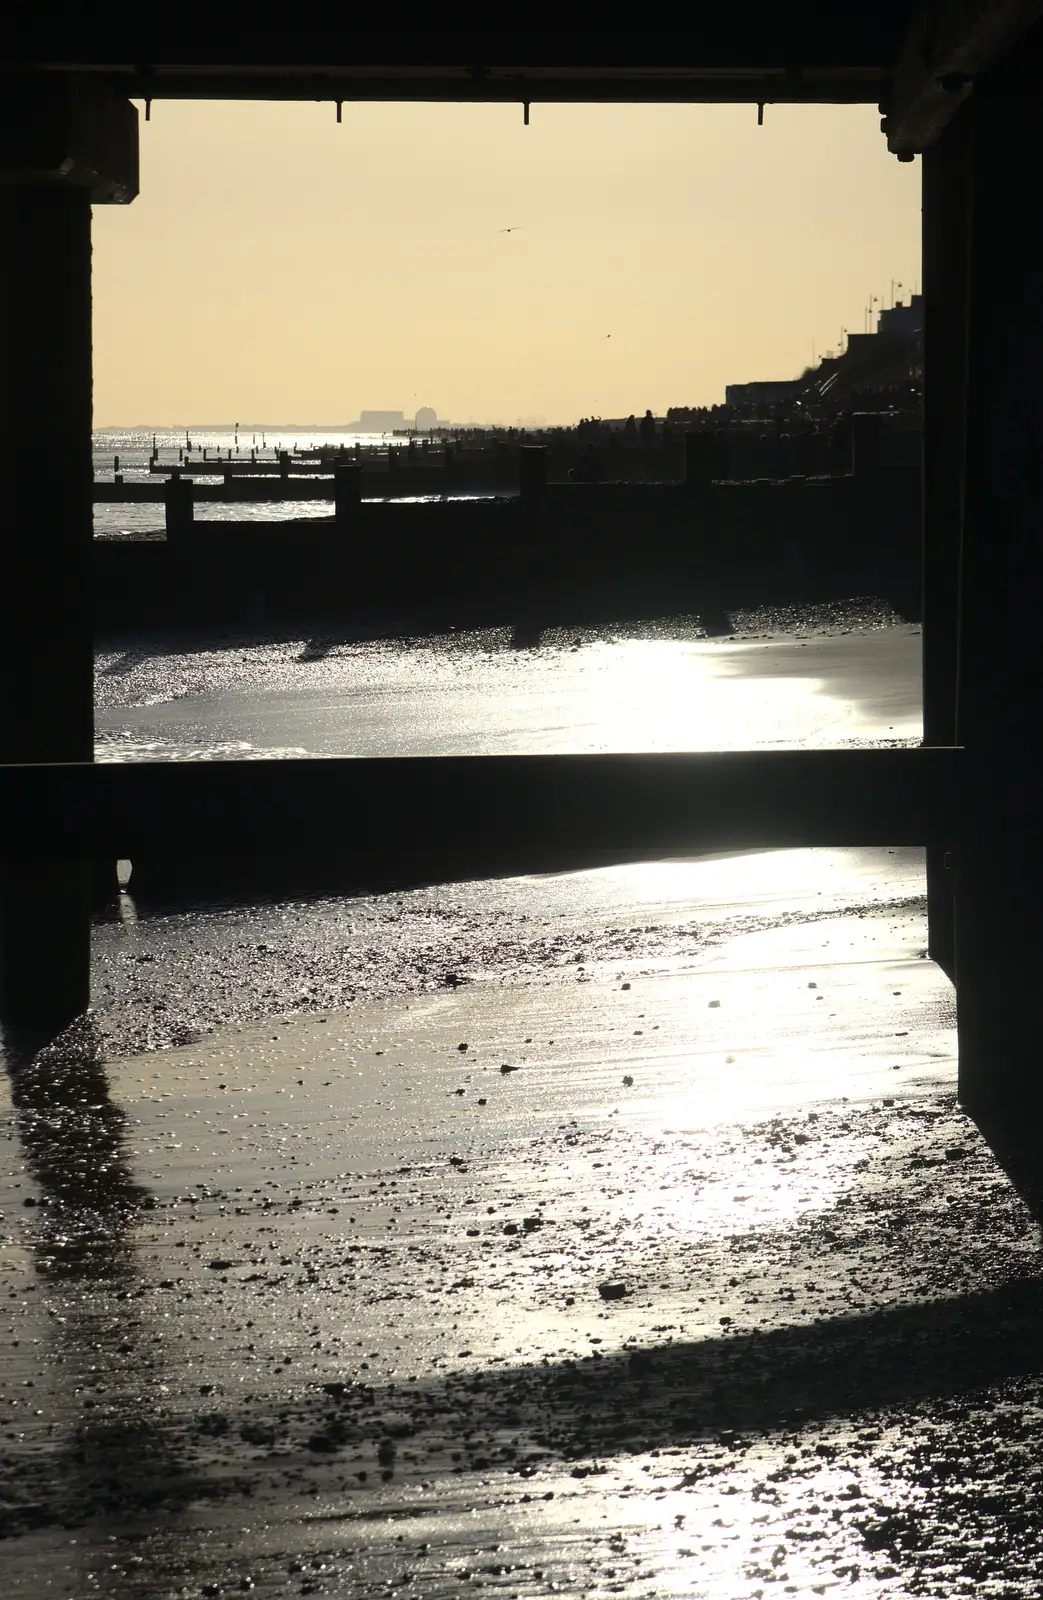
left=2, top=11, right=1043, bottom=1110
left=7, top=14, right=1043, bottom=1596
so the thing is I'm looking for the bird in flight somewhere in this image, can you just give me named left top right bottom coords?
left=497, top=225, right=523, bottom=233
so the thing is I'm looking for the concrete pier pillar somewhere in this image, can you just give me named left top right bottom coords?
left=952, top=75, right=1043, bottom=1109
left=921, top=106, right=972, bottom=985
left=0, top=77, right=137, bottom=1025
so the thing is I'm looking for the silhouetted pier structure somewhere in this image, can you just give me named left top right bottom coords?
left=3, top=11, right=1043, bottom=1112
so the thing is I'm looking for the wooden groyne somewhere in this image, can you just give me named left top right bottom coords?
left=93, top=441, right=921, bottom=633
left=98, top=414, right=920, bottom=503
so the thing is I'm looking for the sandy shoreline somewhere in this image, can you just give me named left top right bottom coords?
left=9, top=616, right=1042, bottom=1596
left=94, top=611, right=921, bottom=761
left=10, top=895, right=1043, bottom=1597
left=86, top=614, right=927, bottom=1062
left=8, top=861, right=1043, bottom=1596
left=90, top=846, right=929, bottom=1059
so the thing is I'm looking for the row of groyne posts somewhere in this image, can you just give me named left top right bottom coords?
left=110, top=434, right=501, bottom=486
left=100, top=415, right=894, bottom=536
left=92, top=414, right=919, bottom=630
left=3, top=70, right=1043, bottom=1119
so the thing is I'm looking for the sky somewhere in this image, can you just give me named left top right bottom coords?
left=91, top=100, right=921, bottom=428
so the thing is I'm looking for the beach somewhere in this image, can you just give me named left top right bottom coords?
left=9, top=613, right=1043, bottom=1597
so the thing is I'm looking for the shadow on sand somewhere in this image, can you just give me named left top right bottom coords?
left=2, top=1013, right=152, bottom=1249
left=1, top=1017, right=209, bottom=1540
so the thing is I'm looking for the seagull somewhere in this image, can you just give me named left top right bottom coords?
left=496, top=225, right=523, bottom=233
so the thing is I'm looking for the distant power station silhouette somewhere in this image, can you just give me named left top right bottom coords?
left=357, top=410, right=406, bottom=432
left=347, top=408, right=438, bottom=432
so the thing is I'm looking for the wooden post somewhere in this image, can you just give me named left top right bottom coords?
left=954, top=77, right=1043, bottom=1110
left=516, top=446, right=549, bottom=619
left=519, top=445, right=547, bottom=512
left=921, top=105, right=972, bottom=985
left=335, top=462, right=360, bottom=525
left=164, top=474, right=194, bottom=542
left=0, top=78, right=136, bottom=1025
left=0, top=186, right=95, bottom=1023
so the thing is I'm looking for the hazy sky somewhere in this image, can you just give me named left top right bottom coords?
left=92, top=101, right=921, bottom=427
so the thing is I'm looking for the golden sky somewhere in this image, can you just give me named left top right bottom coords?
left=92, top=100, right=921, bottom=427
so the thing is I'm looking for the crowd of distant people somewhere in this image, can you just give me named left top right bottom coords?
left=433, top=373, right=922, bottom=483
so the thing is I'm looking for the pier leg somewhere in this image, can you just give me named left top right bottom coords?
left=921, top=106, right=972, bottom=985
left=0, top=185, right=94, bottom=1023
left=953, top=77, right=1043, bottom=1109
left=0, top=82, right=137, bottom=1026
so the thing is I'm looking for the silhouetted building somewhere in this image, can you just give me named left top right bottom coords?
left=725, top=380, right=804, bottom=406
left=878, top=294, right=923, bottom=335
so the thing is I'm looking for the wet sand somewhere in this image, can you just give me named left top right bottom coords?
left=6, top=618, right=1043, bottom=1594
left=94, top=612, right=921, bottom=762
left=90, top=844, right=927, bottom=1057
left=8, top=895, right=1043, bottom=1598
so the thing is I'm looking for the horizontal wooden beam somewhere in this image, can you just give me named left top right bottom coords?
left=0, top=750, right=962, bottom=863
left=4, top=19, right=908, bottom=76
left=888, top=0, right=1043, bottom=154
left=111, top=73, right=885, bottom=106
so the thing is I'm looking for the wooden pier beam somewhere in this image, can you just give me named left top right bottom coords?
left=0, top=76, right=137, bottom=1026
left=0, top=749, right=962, bottom=864
left=953, top=69, right=1043, bottom=1109
left=921, top=103, right=972, bottom=984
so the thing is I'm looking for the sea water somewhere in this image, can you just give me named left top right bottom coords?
left=93, top=424, right=426, bottom=537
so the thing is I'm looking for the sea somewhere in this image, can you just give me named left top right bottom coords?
left=93, top=424, right=425, bottom=538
